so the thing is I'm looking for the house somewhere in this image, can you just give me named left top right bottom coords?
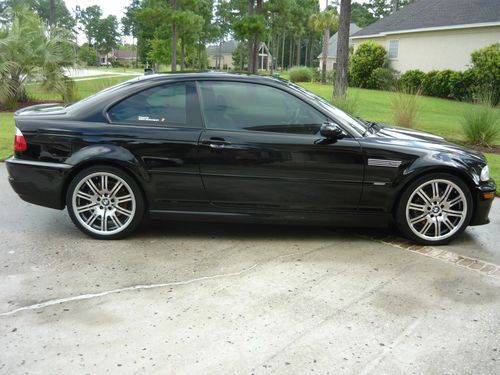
left=99, top=49, right=137, bottom=66
left=207, top=40, right=272, bottom=70
left=350, top=0, right=500, bottom=73
left=318, top=23, right=361, bottom=72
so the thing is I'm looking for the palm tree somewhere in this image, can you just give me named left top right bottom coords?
left=0, top=7, right=76, bottom=108
left=309, top=8, right=338, bottom=84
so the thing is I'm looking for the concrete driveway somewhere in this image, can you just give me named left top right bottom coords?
left=0, top=164, right=499, bottom=374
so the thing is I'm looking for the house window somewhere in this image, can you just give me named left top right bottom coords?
left=388, top=40, right=399, bottom=59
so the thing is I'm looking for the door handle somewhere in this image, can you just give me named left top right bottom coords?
left=200, top=137, right=231, bottom=149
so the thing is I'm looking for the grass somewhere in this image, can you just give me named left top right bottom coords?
left=1, top=77, right=499, bottom=189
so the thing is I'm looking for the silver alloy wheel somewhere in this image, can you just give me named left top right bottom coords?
left=72, top=172, right=136, bottom=236
left=406, top=179, right=467, bottom=242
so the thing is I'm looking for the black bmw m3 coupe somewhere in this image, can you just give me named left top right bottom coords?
left=6, top=73, right=496, bottom=244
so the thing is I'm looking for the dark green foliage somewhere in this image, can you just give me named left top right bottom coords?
left=449, top=70, right=477, bottom=101
left=350, top=41, right=386, bottom=88
left=470, top=43, right=500, bottom=105
left=422, top=69, right=454, bottom=98
left=371, top=67, right=398, bottom=90
left=78, top=43, right=98, bottom=66
left=398, top=69, right=425, bottom=92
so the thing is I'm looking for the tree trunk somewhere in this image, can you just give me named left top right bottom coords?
left=304, top=38, right=308, bottom=67
left=247, top=0, right=254, bottom=73
left=171, top=0, right=177, bottom=72
left=281, top=32, right=285, bottom=70
left=334, top=0, right=351, bottom=98
left=309, top=35, right=314, bottom=67
left=288, top=38, right=293, bottom=68
left=392, top=0, right=398, bottom=13
left=49, top=0, right=55, bottom=28
left=181, top=37, right=185, bottom=71
left=321, top=27, right=329, bottom=84
left=296, top=37, right=301, bottom=66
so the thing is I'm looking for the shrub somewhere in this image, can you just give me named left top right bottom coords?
left=288, top=66, right=314, bottom=82
left=462, top=97, right=500, bottom=146
left=371, top=67, right=398, bottom=90
left=391, top=87, right=421, bottom=128
left=422, top=69, right=453, bottom=98
left=326, top=69, right=335, bottom=84
left=331, top=93, right=360, bottom=117
left=398, top=69, right=425, bottom=92
left=350, top=41, right=386, bottom=88
left=470, top=43, right=500, bottom=105
left=450, top=69, right=477, bottom=101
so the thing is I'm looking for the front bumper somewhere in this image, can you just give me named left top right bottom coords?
left=6, top=157, right=71, bottom=210
left=470, top=180, right=496, bottom=226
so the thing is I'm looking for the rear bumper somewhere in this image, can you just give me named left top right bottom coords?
left=470, top=180, right=496, bottom=226
left=6, top=157, right=71, bottom=210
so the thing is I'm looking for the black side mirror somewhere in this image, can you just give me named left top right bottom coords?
left=320, top=122, right=345, bottom=139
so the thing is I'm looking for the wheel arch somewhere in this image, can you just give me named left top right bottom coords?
left=61, top=159, right=149, bottom=210
left=391, top=165, right=478, bottom=219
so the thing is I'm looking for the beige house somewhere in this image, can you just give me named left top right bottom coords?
left=351, top=0, right=500, bottom=73
left=318, top=23, right=361, bottom=72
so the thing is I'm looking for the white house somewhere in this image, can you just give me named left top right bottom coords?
left=318, top=23, right=361, bottom=72
left=350, top=0, right=500, bottom=73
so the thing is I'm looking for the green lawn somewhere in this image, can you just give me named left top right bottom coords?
left=1, top=78, right=499, bottom=185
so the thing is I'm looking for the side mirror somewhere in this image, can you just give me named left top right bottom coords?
left=320, top=122, right=345, bottom=139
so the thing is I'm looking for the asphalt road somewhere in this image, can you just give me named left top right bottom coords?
left=0, top=164, right=499, bottom=374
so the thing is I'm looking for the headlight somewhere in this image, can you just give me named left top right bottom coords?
left=480, top=165, right=490, bottom=181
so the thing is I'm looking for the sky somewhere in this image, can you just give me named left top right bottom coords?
left=63, top=0, right=368, bottom=44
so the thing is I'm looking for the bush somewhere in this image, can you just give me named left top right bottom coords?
left=450, top=69, right=477, bottom=101
left=331, top=93, right=360, bottom=117
left=288, top=66, right=314, bottom=82
left=350, top=41, right=386, bottom=88
left=326, top=69, right=335, bottom=84
left=391, top=88, right=421, bottom=128
left=371, top=67, right=398, bottom=90
left=462, top=97, right=500, bottom=146
left=398, top=69, right=425, bottom=92
left=470, top=43, right=500, bottom=105
left=422, top=69, right=454, bottom=98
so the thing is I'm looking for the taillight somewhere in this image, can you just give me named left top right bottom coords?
left=14, top=127, right=27, bottom=152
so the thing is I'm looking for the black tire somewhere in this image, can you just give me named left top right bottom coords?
left=395, top=173, right=473, bottom=246
left=66, top=165, right=145, bottom=240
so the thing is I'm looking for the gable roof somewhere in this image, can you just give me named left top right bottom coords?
left=352, top=0, right=500, bottom=38
left=319, top=23, right=361, bottom=58
left=207, top=40, right=239, bottom=55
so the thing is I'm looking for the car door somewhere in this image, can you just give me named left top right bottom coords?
left=196, top=80, right=364, bottom=214
left=106, top=81, right=208, bottom=211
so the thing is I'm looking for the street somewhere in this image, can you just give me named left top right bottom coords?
left=0, top=164, right=499, bottom=374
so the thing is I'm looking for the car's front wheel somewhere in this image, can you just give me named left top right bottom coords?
left=66, top=166, right=144, bottom=239
left=396, top=173, right=473, bottom=245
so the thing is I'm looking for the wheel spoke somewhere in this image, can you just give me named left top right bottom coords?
left=85, top=212, right=98, bottom=226
left=101, top=175, right=108, bottom=192
left=115, top=205, right=132, bottom=217
left=417, top=190, right=432, bottom=205
left=431, top=182, right=439, bottom=199
left=443, top=218, right=455, bottom=232
left=76, top=191, right=94, bottom=201
left=410, top=213, right=428, bottom=224
left=101, top=210, right=108, bottom=232
left=409, top=203, right=426, bottom=212
left=76, top=202, right=98, bottom=213
left=439, top=185, right=453, bottom=204
left=419, top=220, right=432, bottom=235
left=109, top=212, right=122, bottom=228
left=109, top=181, right=123, bottom=197
left=447, top=196, right=462, bottom=207
left=116, top=194, right=132, bottom=204
left=443, top=209, right=464, bottom=218
left=86, top=179, right=101, bottom=196
left=434, top=218, right=441, bottom=237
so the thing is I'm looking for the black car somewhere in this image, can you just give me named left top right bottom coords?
left=6, top=73, right=496, bottom=244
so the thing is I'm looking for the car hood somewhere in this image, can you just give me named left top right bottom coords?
left=365, top=123, right=486, bottom=163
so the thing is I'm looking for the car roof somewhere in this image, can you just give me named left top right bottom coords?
left=130, top=71, right=288, bottom=85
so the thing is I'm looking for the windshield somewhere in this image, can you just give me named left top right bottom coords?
left=286, top=81, right=368, bottom=135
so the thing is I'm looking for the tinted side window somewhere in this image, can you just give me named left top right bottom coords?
left=108, top=82, right=198, bottom=127
left=198, top=81, right=326, bottom=134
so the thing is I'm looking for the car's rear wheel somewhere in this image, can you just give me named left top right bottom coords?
left=396, top=173, right=473, bottom=245
left=66, top=166, right=144, bottom=239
